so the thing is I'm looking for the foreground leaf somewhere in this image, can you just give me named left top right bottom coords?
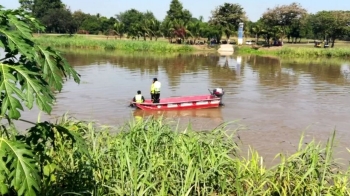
left=0, top=137, right=40, bottom=196
left=0, top=7, right=80, bottom=119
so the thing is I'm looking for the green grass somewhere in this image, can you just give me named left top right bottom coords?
left=60, top=46, right=350, bottom=66
left=34, top=34, right=350, bottom=58
left=30, top=114, right=350, bottom=195
left=58, top=47, right=186, bottom=59
left=34, top=35, right=194, bottom=53
left=236, top=45, right=350, bottom=58
left=276, top=47, right=350, bottom=58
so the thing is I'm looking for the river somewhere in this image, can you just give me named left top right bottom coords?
left=17, top=50, right=350, bottom=164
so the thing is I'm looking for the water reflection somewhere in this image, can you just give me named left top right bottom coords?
left=133, top=108, right=223, bottom=122
left=217, top=55, right=242, bottom=74
left=341, top=64, right=350, bottom=80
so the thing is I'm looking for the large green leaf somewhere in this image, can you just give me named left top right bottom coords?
left=0, top=63, right=54, bottom=119
left=0, top=63, right=25, bottom=119
left=0, top=8, right=80, bottom=119
left=0, top=148, right=10, bottom=195
left=0, top=10, right=35, bottom=58
left=0, top=138, right=40, bottom=196
left=35, top=45, right=81, bottom=91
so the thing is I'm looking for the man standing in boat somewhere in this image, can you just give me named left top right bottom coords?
left=130, top=90, right=145, bottom=107
left=150, top=78, right=161, bottom=103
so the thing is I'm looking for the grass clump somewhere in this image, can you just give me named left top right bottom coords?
left=33, top=35, right=193, bottom=53
left=30, top=115, right=348, bottom=195
left=53, top=116, right=239, bottom=195
left=4, top=114, right=348, bottom=195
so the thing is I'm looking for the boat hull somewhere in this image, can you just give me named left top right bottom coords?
left=133, top=95, right=221, bottom=111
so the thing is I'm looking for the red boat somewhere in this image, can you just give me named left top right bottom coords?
left=132, top=88, right=224, bottom=111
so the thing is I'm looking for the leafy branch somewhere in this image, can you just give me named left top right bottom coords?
left=0, top=7, right=83, bottom=196
left=0, top=7, right=80, bottom=120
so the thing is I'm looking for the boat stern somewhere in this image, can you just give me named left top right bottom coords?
left=211, top=88, right=225, bottom=106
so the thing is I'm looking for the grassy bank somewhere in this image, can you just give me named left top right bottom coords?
left=4, top=115, right=348, bottom=195
left=235, top=45, right=350, bottom=58
left=34, top=34, right=350, bottom=58
left=34, top=35, right=194, bottom=53
left=60, top=47, right=350, bottom=66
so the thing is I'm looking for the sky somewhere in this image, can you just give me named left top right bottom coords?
left=1, top=0, right=349, bottom=22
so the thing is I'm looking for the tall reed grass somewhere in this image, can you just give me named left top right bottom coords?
left=38, top=115, right=350, bottom=195
left=34, top=35, right=193, bottom=53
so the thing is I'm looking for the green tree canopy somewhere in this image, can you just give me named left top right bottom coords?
left=261, top=2, right=307, bottom=43
left=309, top=10, right=350, bottom=47
left=32, top=0, right=64, bottom=19
left=19, top=0, right=34, bottom=12
left=162, top=0, right=193, bottom=43
left=20, top=0, right=75, bottom=33
left=80, top=14, right=102, bottom=34
left=209, top=3, right=247, bottom=40
left=72, top=10, right=89, bottom=30
left=165, top=0, right=192, bottom=23
left=116, top=9, right=144, bottom=34
left=40, top=7, right=76, bottom=33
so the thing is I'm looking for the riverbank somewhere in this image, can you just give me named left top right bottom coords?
left=34, top=34, right=350, bottom=58
left=34, top=35, right=194, bottom=52
left=14, top=115, right=350, bottom=195
left=235, top=45, right=350, bottom=58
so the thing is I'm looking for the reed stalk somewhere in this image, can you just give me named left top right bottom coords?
left=38, top=114, right=350, bottom=195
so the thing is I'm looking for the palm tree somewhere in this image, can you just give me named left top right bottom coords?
left=162, top=20, right=175, bottom=43
left=188, top=20, right=201, bottom=44
left=114, top=21, right=125, bottom=39
left=140, top=19, right=151, bottom=41
left=148, top=19, right=162, bottom=41
left=128, top=24, right=142, bottom=40
left=172, top=19, right=190, bottom=44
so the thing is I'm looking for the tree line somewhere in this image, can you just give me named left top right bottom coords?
left=18, top=0, right=350, bottom=47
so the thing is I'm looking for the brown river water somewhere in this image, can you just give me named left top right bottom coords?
left=17, top=50, right=350, bottom=164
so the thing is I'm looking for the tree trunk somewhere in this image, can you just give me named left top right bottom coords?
left=331, top=38, right=335, bottom=48
left=255, top=33, right=258, bottom=44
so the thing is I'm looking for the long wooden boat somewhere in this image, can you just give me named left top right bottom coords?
left=133, top=94, right=222, bottom=110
